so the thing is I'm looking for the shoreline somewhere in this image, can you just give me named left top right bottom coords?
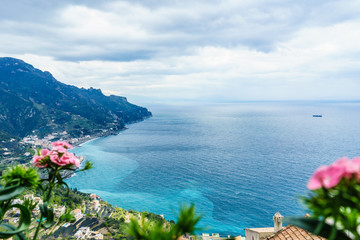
left=70, top=115, right=152, bottom=148
left=65, top=117, right=150, bottom=178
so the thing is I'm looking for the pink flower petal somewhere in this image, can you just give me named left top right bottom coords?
left=40, top=148, right=50, bottom=156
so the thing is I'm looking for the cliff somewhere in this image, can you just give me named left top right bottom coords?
left=0, top=57, right=152, bottom=139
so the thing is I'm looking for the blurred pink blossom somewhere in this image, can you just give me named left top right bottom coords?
left=40, top=148, right=50, bottom=156
left=51, top=141, right=73, bottom=149
left=33, top=155, right=47, bottom=168
left=308, top=157, right=360, bottom=190
left=33, top=141, right=80, bottom=168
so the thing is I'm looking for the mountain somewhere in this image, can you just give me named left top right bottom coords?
left=0, top=57, right=152, bottom=138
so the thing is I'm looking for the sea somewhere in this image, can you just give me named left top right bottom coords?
left=66, top=101, right=360, bottom=236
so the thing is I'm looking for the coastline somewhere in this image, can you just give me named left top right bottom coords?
left=70, top=129, right=123, bottom=148
left=69, top=116, right=155, bottom=148
left=70, top=115, right=152, bottom=148
left=66, top=117, right=150, bottom=177
left=63, top=128, right=126, bottom=179
left=78, top=137, right=100, bottom=147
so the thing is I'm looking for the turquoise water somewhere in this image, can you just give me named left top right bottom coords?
left=66, top=102, right=360, bottom=236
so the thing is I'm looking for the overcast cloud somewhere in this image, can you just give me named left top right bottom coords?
left=0, top=0, right=359, bottom=103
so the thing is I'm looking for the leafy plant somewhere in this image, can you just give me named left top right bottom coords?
left=0, top=141, right=92, bottom=240
left=127, top=204, right=202, bottom=240
left=287, top=157, right=360, bottom=240
left=32, top=141, right=92, bottom=239
left=0, top=165, right=40, bottom=239
left=23, top=197, right=38, bottom=213
left=59, top=211, right=76, bottom=223
left=1, top=165, right=40, bottom=189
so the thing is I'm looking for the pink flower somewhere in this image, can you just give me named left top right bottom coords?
left=60, top=152, right=80, bottom=167
left=51, top=141, right=73, bottom=149
left=332, top=157, right=359, bottom=178
left=308, top=166, right=328, bottom=190
left=49, top=151, right=80, bottom=167
left=32, top=155, right=47, bottom=168
left=351, top=157, right=360, bottom=181
left=307, top=164, right=345, bottom=190
left=33, top=141, right=80, bottom=169
left=352, top=157, right=360, bottom=167
left=322, top=164, right=345, bottom=188
left=40, top=148, right=50, bottom=156
left=49, top=151, right=68, bottom=166
left=52, top=146, right=67, bottom=153
left=307, top=156, right=360, bottom=190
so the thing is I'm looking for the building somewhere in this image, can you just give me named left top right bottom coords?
left=12, top=199, right=24, bottom=205
left=91, top=199, right=101, bottom=211
left=245, top=212, right=327, bottom=240
left=89, top=231, right=104, bottom=240
left=201, top=233, right=232, bottom=240
left=74, top=227, right=103, bottom=240
left=264, top=224, right=327, bottom=240
left=245, top=212, right=284, bottom=240
left=33, top=197, right=43, bottom=205
left=74, top=227, right=91, bottom=239
left=23, top=194, right=43, bottom=206
left=53, top=205, right=66, bottom=218
left=90, top=193, right=101, bottom=200
left=71, top=209, right=83, bottom=221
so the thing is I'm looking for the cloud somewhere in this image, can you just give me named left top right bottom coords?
left=0, top=0, right=341, bottom=61
left=0, top=0, right=360, bottom=102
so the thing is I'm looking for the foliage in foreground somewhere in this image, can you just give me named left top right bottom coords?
left=127, top=204, right=202, bottom=240
left=0, top=141, right=92, bottom=239
left=287, top=157, right=360, bottom=240
left=0, top=165, right=39, bottom=239
left=0, top=141, right=202, bottom=240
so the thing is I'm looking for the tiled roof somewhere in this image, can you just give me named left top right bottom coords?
left=265, top=225, right=327, bottom=240
left=71, top=209, right=81, bottom=214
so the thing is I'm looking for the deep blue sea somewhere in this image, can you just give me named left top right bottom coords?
left=66, top=102, right=360, bottom=236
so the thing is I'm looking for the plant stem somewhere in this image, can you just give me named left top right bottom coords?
left=33, top=168, right=58, bottom=239
left=33, top=212, right=43, bottom=240
left=45, top=168, right=57, bottom=202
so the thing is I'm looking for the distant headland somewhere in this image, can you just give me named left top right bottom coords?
left=0, top=57, right=152, bottom=165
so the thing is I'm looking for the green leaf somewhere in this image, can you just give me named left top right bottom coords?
left=10, top=204, right=32, bottom=229
left=0, top=223, right=27, bottom=240
left=78, top=161, right=93, bottom=172
left=127, top=204, right=202, bottom=240
left=0, top=185, right=25, bottom=202
left=0, top=204, right=31, bottom=238
left=61, top=181, right=70, bottom=196
left=38, top=203, right=55, bottom=228
left=1, top=165, right=40, bottom=188
left=39, top=203, right=47, bottom=217
left=42, top=207, right=54, bottom=228
left=173, top=204, right=203, bottom=236
left=55, top=172, right=69, bottom=195
left=284, top=217, right=351, bottom=240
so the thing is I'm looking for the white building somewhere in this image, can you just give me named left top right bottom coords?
left=71, top=209, right=83, bottom=221
left=74, top=227, right=91, bottom=239
left=201, top=233, right=233, bottom=240
left=91, top=199, right=101, bottom=211
left=53, top=205, right=66, bottom=218
left=12, top=199, right=24, bottom=205
left=89, top=231, right=104, bottom=240
left=245, top=212, right=283, bottom=240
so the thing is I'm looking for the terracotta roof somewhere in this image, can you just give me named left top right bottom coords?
left=265, top=225, right=327, bottom=240
left=71, top=209, right=81, bottom=214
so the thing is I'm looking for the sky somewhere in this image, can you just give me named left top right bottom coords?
left=0, top=0, right=360, bottom=104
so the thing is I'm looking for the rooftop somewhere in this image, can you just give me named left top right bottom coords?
left=71, top=209, right=81, bottom=214
left=265, top=225, right=327, bottom=240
